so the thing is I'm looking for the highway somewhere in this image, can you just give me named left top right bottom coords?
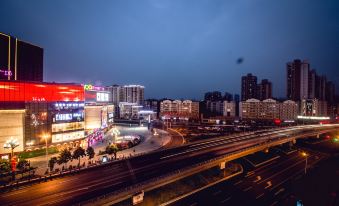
left=168, top=148, right=324, bottom=206
left=0, top=124, right=338, bottom=206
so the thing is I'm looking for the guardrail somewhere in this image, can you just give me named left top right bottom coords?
left=80, top=126, right=338, bottom=205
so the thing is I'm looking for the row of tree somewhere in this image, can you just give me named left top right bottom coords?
left=48, top=144, right=119, bottom=172
left=105, top=144, right=119, bottom=160
left=48, top=146, right=95, bottom=172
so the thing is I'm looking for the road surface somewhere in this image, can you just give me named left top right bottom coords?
left=0, top=124, right=337, bottom=205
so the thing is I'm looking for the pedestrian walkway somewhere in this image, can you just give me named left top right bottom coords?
left=28, top=126, right=171, bottom=175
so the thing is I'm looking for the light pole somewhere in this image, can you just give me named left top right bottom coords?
left=3, top=137, right=20, bottom=180
left=3, top=137, right=19, bottom=160
left=43, top=134, right=49, bottom=170
left=301, top=152, right=308, bottom=174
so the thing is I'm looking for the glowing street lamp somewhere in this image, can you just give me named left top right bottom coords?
left=3, top=137, right=19, bottom=159
left=301, top=151, right=308, bottom=174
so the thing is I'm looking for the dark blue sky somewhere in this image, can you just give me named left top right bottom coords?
left=1, top=0, right=338, bottom=99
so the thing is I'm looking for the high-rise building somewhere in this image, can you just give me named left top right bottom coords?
left=287, top=60, right=300, bottom=101
left=0, top=32, right=43, bottom=82
left=223, top=92, right=233, bottom=101
left=124, top=85, right=144, bottom=105
left=234, top=94, right=240, bottom=102
left=325, top=81, right=335, bottom=104
left=110, top=85, right=124, bottom=106
left=300, top=60, right=310, bottom=99
left=300, top=99, right=327, bottom=117
left=241, top=73, right=258, bottom=101
left=206, top=101, right=224, bottom=115
left=308, top=69, right=317, bottom=99
left=315, top=75, right=327, bottom=101
left=286, top=59, right=310, bottom=101
left=204, top=91, right=222, bottom=101
left=109, top=84, right=145, bottom=105
left=257, top=79, right=272, bottom=100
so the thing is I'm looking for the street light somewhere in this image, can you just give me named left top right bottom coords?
left=3, top=137, right=20, bottom=180
left=3, top=137, right=20, bottom=160
left=42, top=134, right=49, bottom=169
left=301, top=151, right=308, bottom=174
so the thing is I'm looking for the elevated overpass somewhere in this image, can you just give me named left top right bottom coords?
left=0, top=124, right=338, bottom=206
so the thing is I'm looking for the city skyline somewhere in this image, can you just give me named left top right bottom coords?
left=1, top=0, right=339, bottom=99
left=0, top=1, right=339, bottom=205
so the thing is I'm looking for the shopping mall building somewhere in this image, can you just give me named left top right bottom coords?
left=0, top=80, right=85, bottom=155
left=83, top=84, right=114, bottom=132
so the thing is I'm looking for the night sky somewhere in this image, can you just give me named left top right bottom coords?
left=1, top=0, right=338, bottom=99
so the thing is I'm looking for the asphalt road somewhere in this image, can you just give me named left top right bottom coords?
left=161, top=129, right=185, bottom=149
left=169, top=149, right=324, bottom=206
left=0, top=124, right=337, bottom=206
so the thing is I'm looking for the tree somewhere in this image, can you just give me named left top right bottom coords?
left=0, top=160, right=10, bottom=173
left=16, top=159, right=29, bottom=178
left=73, top=147, right=86, bottom=167
left=105, top=145, right=114, bottom=160
left=86, top=146, right=95, bottom=163
left=106, top=144, right=119, bottom=160
left=48, top=157, right=57, bottom=172
left=16, top=159, right=28, bottom=171
left=57, top=148, right=72, bottom=169
left=112, top=144, right=119, bottom=159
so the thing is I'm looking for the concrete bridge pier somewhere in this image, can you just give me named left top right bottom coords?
left=219, top=161, right=227, bottom=176
left=219, top=161, right=226, bottom=170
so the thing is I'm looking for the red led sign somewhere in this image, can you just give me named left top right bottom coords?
left=0, top=81, right=84, bottom=102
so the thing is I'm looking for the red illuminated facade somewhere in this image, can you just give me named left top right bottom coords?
left=0, top=80, right=85, bottom=153
left=0, top=81, right=84, bottom=103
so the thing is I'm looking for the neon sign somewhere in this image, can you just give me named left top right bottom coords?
left=0, top=69, right=12, bottom=76
left=56, top=114, right=73, bottom=121
left=84, top=84, right=105, bottom=91
left=32, top=97, right=46, bottom=102
left=55, top=112, right=84, bottom=121
left=55, top=102, right=85, bottom=109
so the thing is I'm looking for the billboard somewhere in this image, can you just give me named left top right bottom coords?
left=52, top=110, right=84, bottom=123
left=85, top=90, right=110, bottom=103
left=0, top=81, right=84, bottom=102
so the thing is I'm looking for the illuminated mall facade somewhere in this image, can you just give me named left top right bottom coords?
left=0, top=80, right=85, bottom=155
left=0, top=33, right=116, bottom=156
left=83, top=84, right=114, bottom=133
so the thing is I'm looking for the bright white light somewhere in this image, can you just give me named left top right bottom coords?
left=297, top=116, right=330, bottom=120
left=3, top=137, right=19, bottom=149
